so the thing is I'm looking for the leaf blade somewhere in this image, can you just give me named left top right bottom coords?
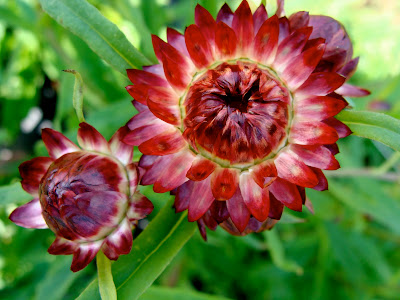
left=39, top=0, right=151, bottom=75
left=77, top=197, right=197, bottom=300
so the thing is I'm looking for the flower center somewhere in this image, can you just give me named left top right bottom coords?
left=183, top=62, right=290, bottom=166
left=39, top=151, right=129, bottom=241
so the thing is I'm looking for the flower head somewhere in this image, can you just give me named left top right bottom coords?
left=124, top=0, right=368, bottom=239
left=10, top=123, right=153, bottom=271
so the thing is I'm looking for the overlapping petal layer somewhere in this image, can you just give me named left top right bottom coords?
left=124, top=0, right=369, bottom=239
left=10, top=123, right=153, bottom=271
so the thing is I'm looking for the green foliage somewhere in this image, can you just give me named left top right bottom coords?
left=1, top=0, right=400, bottom=299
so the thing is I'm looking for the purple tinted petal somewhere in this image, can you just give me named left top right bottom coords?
left=9, top=198, right=47, bottom=229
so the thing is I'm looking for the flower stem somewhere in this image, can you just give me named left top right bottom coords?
left=97, top=251, right=117, bottom=300
left=62, top=69, right=85, bottom=123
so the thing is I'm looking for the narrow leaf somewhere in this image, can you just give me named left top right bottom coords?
left=97, top=251, right=117, bottom=300
left=336, top=110, right=400, bottom=152
left=77, top=198, right=197, bottom=300
left=63, top=70, right=85, bottom=123
left=39, top=0, right=151, bottom=75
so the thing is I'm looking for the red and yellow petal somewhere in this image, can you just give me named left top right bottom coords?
left=42, top=128, right=80, bottom=159
left=19, top=156, right=53, bottom=196
left=239, top=172, right=270, bottom=222
left=77, top=122, right=111, bottom=153
left=210, top=167, right=239, bottom=201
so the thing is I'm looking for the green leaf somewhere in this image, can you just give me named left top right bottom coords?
left=62, top=69, right=85, bottom=123
left=77, top=197, right=197, bottom=300
left=263, top=230, right=303, bottom=275
left=141, top=286, right=233, bottom=300
left=39, top=0, right=151, bottom=75
left=0, top=182, right=32, bottom=206
left=336, top=110, right=400, bottom=152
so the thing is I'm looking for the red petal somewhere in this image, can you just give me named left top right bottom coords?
left=197, top=218, right=208, bottom=241
left=153, top=150, right=195, bottom=193
left=252, top=15, right=279, bottom=64
left=290, top=144, right=340, bottom=170
left=289, top=11, right=309, bottom=31
left=152, top=35, right=193, bottom=90
left=232, top=0, right=254, bottom=53
left=269, top=178, right=303, bottom=212
left=143, top=64, right=166, bottom=78
left=310, top=167, right=328, bottom=191
left=125, top=109, right=173, bottom=146
left=216, top=4, right=234, bottom=26
left=126, top=84, right=149, bottom=105
left=278, top=17, right=290, bottom=43
left=253, top=4, right=268, bottom=33
left=128, top=193, right=154, bottom=221
left=195, top=4, right=216, bottom=46
left=174, top=189, right=190, bottom=212
left=42, top=128, right=80, bottom=159
left=147, top=86, right=180, bottom=125
left=140, top=155, right=169, bottom=185
left=185, top=24, right=213, bottom=68
left=186, top=156, right=217, bottom=181
left=295, top=95, right=348, bottom=120
left=9, top=198, right=48, bottom=229
left=71, top=241, right=102, bottom=272
left=275, top=151, right=319, bottom=188
left=268, top=193, right=284, bottom=219
left=19, top=157, right=53, bottom=196
left=202, top=211, right=218, bottom=231
left=274, top=27, right=312, bottom=68
left=323, top=117, right=352, bottom=138
left=183, top=178, right=214, bottom=221
left=338, top=57, right=359, bottom=78
left=239, top=172, right=270, bottom=222
left=138, top=128, right=187, bottom=156
left=296, top=72, right=346, bottom=96
left=251, top=160, right=277, bottom=188
left=209, top=200, right=229, bottom=223
left=126, top=163, right=139, bottom=196
left=77, top=123, right=110, bottom=153
left=325, top=143, right=340, bottom=155
left=290, top=121, right=339, bottom=145
left=103, top=218, right=133, bottom=260
left=127, top=68, right=168, bottom=87
left=215, top=21, right=237, bottom=59
left=48, top=237, right=77, bottom=255
left=108, top=125, right=133, bottom=165
left=226, top=189, right=250, bottom=232
left=167, top=27, right=189, bottom=57
left=335, top=83, right=370, bottom=97
left=210, top=168, right=239, bottom=200
left=281, top=44, right=326, bottom=89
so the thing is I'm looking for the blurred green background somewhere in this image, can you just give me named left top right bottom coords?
left=1, top=0, right=400, bottom=299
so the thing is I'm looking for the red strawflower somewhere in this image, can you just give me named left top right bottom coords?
left=124, top=0, right=369, bottom=238
left=10, top=123, right=153, bottom=271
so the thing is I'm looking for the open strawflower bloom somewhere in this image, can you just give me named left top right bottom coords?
left=124, top=0, right=369, bottom=239
left=9, top=122, right=153, bottom=272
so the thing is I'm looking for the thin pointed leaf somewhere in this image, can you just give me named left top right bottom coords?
left=337, top=110, right=400, bottom=152
left=39, top=0, right=151, bottom=75
left=77, top=197, right=197, bottom=300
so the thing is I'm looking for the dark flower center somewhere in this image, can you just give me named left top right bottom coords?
left=39, top=152, right=128, bottom=241
left=183, top=62, right=290, bottom=165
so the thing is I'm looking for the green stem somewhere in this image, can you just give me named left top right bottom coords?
left=97, top=251, right=117, bottom=300
left=373, top=152, right=400, bottom=174
left=62, top=69, right=85, bottom=123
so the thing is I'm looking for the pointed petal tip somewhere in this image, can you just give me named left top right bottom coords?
left=9, top=199, right=48, bottom=229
